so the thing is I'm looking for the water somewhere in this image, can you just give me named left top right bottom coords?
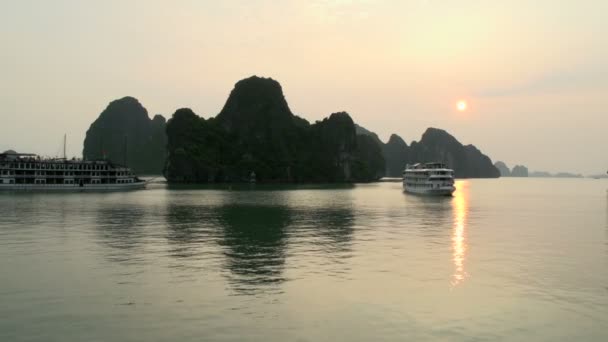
left=1, top=179, right=607, bottom=341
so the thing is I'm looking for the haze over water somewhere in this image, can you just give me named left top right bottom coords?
left=1, top=1, right=607, bottom=174
left=1, top=178, right=607, bottom=341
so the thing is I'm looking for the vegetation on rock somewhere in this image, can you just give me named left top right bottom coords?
left=164, top=76, right=385, bottom=183
left=357, top=127, right=499, bottom=178
left=83, top=97, right=166, bottom=174
left=494, top=161, right=511, bottom=177
left=82, top=79, right=501, bottom=181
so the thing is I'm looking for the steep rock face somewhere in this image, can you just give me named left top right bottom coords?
left=216, top=76, right=299, bottom=133
left=305, top=112, right=359, bottom=182
left=494, top=161, right=511, bottom=177
left=356, top=125, right=499, bottom=178
left=409, top=128, right=499, bottom=178
left=82, top=97, right=166, bottom=174
left=382, top=134, right=409, bottom=177
left=462, top=144, right=499, bottom=178
left=164, top=108, right=221, bottom=182
left=353, top=134, right=386, bottom=180
left=355, top=124, right=383, bottom=146
left=511, top=165, right=529, bottom=177
left=164, top=76, right=384, bottom=183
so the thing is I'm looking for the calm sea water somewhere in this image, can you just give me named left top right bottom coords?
left=1, top=179, right=607, bottom=341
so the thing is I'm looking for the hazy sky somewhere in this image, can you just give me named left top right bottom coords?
left=1, top=0, right=606, bottom=174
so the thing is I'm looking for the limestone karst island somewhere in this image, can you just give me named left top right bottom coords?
left=83, top=76, right=499, bottom=183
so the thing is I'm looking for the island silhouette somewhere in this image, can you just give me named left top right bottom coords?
left=83, top=76, right=499, bottom=182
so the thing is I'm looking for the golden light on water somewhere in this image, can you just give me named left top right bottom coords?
left=451, top=180, right=469, bottom=286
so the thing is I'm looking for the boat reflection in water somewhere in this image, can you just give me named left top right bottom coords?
left=451, top=180, right=469, bottom=287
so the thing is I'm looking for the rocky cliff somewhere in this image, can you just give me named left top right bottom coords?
left=164, top=76, right=384, bottom=183
left=409, top=128, right=499, bottom=178
left=83, top=97, right=166, bottom=174
left=494, top=161, right=511, bottom=177
left=382, top=134, right=409, bottom=177
left=83, top=81, right=498, bottom=180
left=357, top=127, right=499, bottom=178
left=511, top=165, right=529, bottom=177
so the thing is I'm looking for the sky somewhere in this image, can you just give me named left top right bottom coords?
left=0, top=0, right=606, bottom=174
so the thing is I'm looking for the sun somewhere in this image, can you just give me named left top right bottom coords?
left=456, top=100, right=467, bottom=112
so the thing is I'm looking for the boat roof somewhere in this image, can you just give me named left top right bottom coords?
left=0, top=153, right=128, bottom=167
left=408, top=162, right=450, bottom=169
left=0, top=152, right=36, bottom=157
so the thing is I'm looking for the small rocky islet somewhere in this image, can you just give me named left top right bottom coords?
left=83, top=76, right=500, bottom=182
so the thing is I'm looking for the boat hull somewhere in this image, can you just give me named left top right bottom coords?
left=0, top=182, right=146, bottom=192
left=403, top=185, right=455, bottom=196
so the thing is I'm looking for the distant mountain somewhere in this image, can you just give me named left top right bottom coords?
left=490, top=163, right=579, bottom=178
left=357, top=126, right=499, bottom=178
left=82, top=80, right=499, bottom=180
left=529, top=171, right=552, bottom=177
left=494, top=162, right=539, bottom=178
left=383, top=134, right=409, bottom=177
left=164, top=76, right=384, bottom=183
left=355, top=134, right=386, bottom=180
left=511, top=165, right=529, bottom=177
left=554, top=172, right=583, bottom=178
left=354, top=124, right=382, bottom=145
left=530, top=171, right=583, bottom=178
left=83, top=97, right=166, bottom=174
left=494, top=161, right=511, bottom=177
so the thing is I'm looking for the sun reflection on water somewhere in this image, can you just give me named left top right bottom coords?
left=451, top=180, right=469, bottom=287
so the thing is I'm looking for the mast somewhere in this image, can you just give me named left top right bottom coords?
left=63, top=134, right=66, bottom=160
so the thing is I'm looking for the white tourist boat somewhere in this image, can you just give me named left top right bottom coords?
left=402, top=162, right=456, bottom=196
left=0, top=151, right=146, bottom=192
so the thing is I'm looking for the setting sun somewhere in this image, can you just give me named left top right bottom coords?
left=457, top=100, right=467, bottom=112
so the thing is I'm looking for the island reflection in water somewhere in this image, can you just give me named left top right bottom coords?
left=160, top=186, right=356, bottom=295
left=451, top=180, right=469, bottom=286
left=217, top=203, right=290, bottom=295
left=2, top=180, right=607, bottom=341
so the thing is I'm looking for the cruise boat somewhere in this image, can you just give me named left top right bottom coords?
left=0, top=151, right=146, bottom=191
left=402, top=162, right=455, bottom=196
